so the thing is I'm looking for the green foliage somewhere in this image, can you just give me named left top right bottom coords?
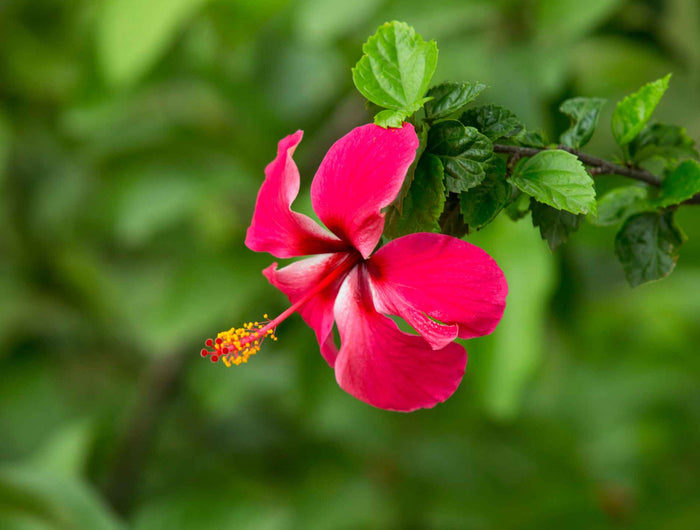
left=460, top=104, right=522, bottom=140
left=0, top=466, right=123, bottom=530
left=384, top=154, right=445, bottom=238
left=504, top=189, right=531, bottom=221
left=438, top=194, right=468, bottom=238
left=352, top=21, right=438, bottom=127
left=656, top=159, right=700, bottom=207
left=98, top=0, right=209, bottom=87
left=459, top=156, right=509, bottom=230
left=423, top=81, right=486, bottom=121
left=590, top=185, right=652, bottom=226
left=426, top=120, right=493, bottom=192
left=373, top=109, right=409, bottom=128
left=615, top=211, right=686, bottom=287
left=630, top=123, right=699, bottom=168
left=612, top=74, right=671, bottom=147
left=530, top=199, right=584, bottom=251
left=510, top=150, right=597, bottom=215
left=559, top=97, right=606, bottom=148
left=513, top=129, right=549, bottom=148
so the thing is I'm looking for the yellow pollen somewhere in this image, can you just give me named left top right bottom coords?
left=202, top=317, right=277, bottom=367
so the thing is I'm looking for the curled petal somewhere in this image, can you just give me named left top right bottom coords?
left=368, top=233, right=507, bottom=344
left=333, top=266, right=467, bottom=412
left=246, top=131, right=349, bottom=258
left=263, top=252, right=356, bottom=366
left=311, top=123, right=419, bottom=258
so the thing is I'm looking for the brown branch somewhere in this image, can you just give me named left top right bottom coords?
left=493, top=143, right=700, bottom=205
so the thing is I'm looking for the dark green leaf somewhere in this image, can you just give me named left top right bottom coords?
left=630, top=123, right=699, bottom=167
left=384, top=154, right=445, bottom=238
left=656, top=159, right=700, bottom=207
left=530, top=199, right=584, bottom=250
left=460, top=104, right=523, bottom=140
left=460, top=156, right=509, bottom=229
left=559, top=97, right=606, bottom=148
left=438, top=194, right=468, bottom=237
left=615, top=211, right=686, bottom=287
left=510, top=150, right=597, bottom=214
left=590, top=185, right=652, bottom=226
left=389, top=124, right=429, bottom=208
left=426, top=120, right=493, bottom=192
left=424, top=81, right=486, bottom=120
left=612, top=74, right=671, bottom=147
left=504, top=188, right=531, bottom=221
left=513, top=128, right=549, bottom=148
left=352, top=21, right=438, bottom=125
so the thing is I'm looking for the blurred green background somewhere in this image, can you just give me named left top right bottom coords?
left=1, top=0, right=699, bottom=528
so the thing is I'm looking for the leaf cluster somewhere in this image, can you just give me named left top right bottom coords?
left=354, top=22, right=700, bottom=287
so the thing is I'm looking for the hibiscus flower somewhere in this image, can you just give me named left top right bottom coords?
left=201, top=123, right=507, bottom=411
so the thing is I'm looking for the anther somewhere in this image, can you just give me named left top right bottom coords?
left=200, top=316, right=278, bottom=368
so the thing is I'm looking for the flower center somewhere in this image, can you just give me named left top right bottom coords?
left=200, top=251, right=362, bottom=367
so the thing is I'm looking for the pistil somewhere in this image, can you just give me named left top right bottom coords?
left=201, top=251, right=361, bottom=366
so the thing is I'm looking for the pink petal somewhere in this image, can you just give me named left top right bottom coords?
left=333, top=266, right=467, bottom=412
left=311, top=123, right=419, bottom=259
left=246, top=131, right=349, bottom=258
left=263, top=252, right=355, bottom=367
left=368, top=233, right=508, bottom=344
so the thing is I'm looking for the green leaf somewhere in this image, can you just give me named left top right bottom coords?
left=438, top=194, right=468, bottom=238
left=423, top=81, right=486, bottom=121
left=510, top=150, right=597, bottom=214
left=97, top=0, right=209, bottom=88
left=504, top=189, right=531, bottom=221
left=559, top=97, right=606, bottom=148
left=513, top=128, right=548, bottom=148
left=530, top=199, right=584, bottom=250
left=426, top=120, right=493, bottom=192
left=352, top=21, right=438, bottom=123
left=384, top=154, right=445, bottom=238
left=374, top=109, right=410, bottom=128
left=460, top=104, right=522, bottom=140
left=630, top=123, right=699, bottom=167
left=615, top=211, right=686, bottom=287
left=611, top=74, right=671, bottom=147
left=590, top=185, right=652, bottom=226
left=656, top=159, right=700, bottom=207
left=459, top=156, right=509, bottom=230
